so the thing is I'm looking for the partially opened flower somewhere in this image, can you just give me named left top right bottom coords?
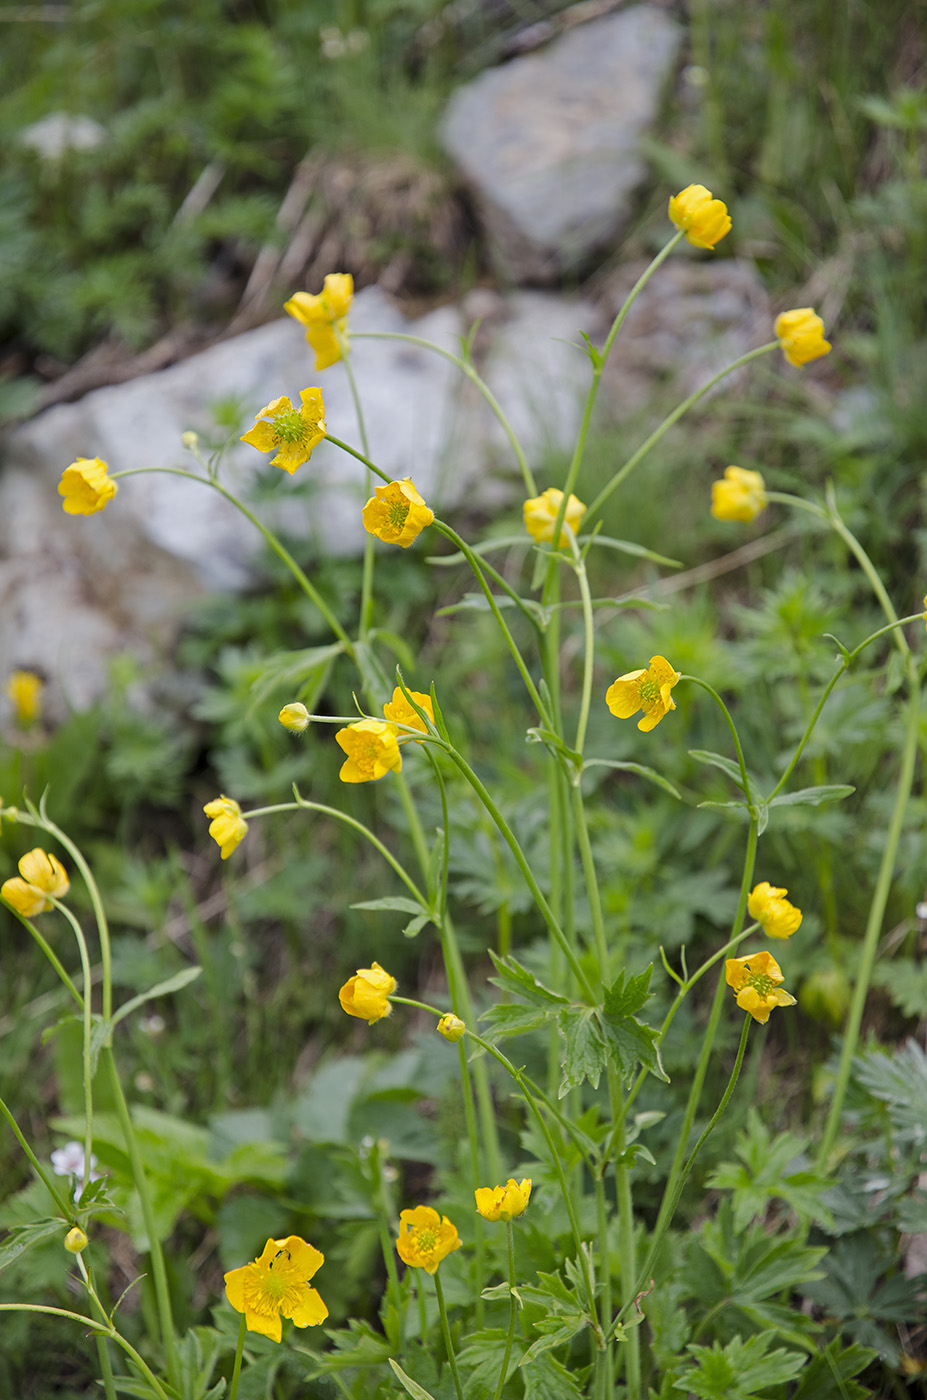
left=336, top=719, right=402, bottom=782
left=203, top=795, right=248, bottom=860
left=339, top=962, right=397, bottom=1023
left=2, top=848, right=69, bottom=917
left=284, top=273, right=354, bottom=371
left=475, top=1178, right=532, bottom=1223
left=747, top=882, right=802, bottom=939
left=668, top=184, right=731, bottom=249
left=605, top=655, right=680, bottom=732
left=6, top=669, right=43, bottom=726
left=362, top=478, right=434, bottom=548
left=523, top=488, right=586, bottom=548
left=279, top=702, right=311, bottom=733
left=711, top=466, right=766, bottom=523
left=58, top=457, right=118, bottom=516
left=224, top=1235, right=328, bottom=1342
left=383, top=686, right=434, bottom=740
left=774, top=308, right=831, bottom=367
left=725, top=950, right=797, bottom=1024
left=240, top=389, right=326, bottom=474
left=396, top=1205, right=461, bottom=1274
left=437, top=1013, right=466, bottom=1043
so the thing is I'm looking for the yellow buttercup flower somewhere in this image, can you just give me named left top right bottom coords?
left=240, top=389, right=326, bottom=474
left=523, top=488, right=586, bottom=548
left=1, top=848, right=70, bottom=917
left=383, top=686, right=434, bottom=740
left=396, top=1205, right=461, bottom=1274
left=203, top=795, right=248, bottom=860
left=711, top=466, right=767, bottom=523
left=335, top=718, right=402, bottom=783
left=725, top=950, right=797, bottom=1024
left=6, top=669, right=43, bottom=726
left=362, top=478, right=434, bottom=548
left=58, top=457, right=118, bottom=516
left=284, top=272, right=354, bottom=371
left=668, top=184, right=732, bottom=249
left=774, top=308, right=831, bottom=367
left=224, top=1235, right=328, bottom=1343
left=279, top=702, right=311, bottom=733
left=339, top=961, right=397, bottom=1023
left=475, top=1178, right=532, bottom=1223
left=605, top=655, right=680, bottom=733
left=747, top=882, right=802, bottom=939
left=437, top=1013, right=465, bottom=1043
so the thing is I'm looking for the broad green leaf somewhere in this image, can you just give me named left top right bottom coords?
left=602, top=967, right=667, bottom=1085
left=0, top=1219, right=67, bottom=1272
left=603, top=965, right=654, bottom=1019
left=519, top=1270, right=590, bottom=1362
left=768, top=784, right=855, bottom=807
left=706, top=1109, right=834, bottom=1230
left=581, top=759, right=682, bottom=800
left=674, top=1331, right=806, bottom=1399
left=458, top=1328, right=517, bottom=1396
left=388, top=1359, right=438, bottom=1400
left=790, top=1340, right=877, bottom=1400
left=487, top=952, right=570, bottom=1007
left=558, top=1006, right=608, bottom=1097
left=111, top=966, right=203, bottom=1027
left=522, top=1353, right=584, bottom=1399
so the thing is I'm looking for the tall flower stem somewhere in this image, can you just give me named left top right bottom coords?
left=817, top=678, right=921, bottom=1165
left=0, top=1094, right=72, bottom=1218
left=433, top=1272, right=464, bottom=1400
left=336, top=334, right=377, bottom=641
left=610, top=1067, right=640, bottom=1399
left=4, top=909, right=82, bottom=1007
left=76, top=1256, right=118, bottom=1400
left=102, top=1047, right=180, bottom=1391
left=55, top=901, right=96, bottom=1203
left=0, top=1304, right=172, bottom=1400
left=493, top=1221, right=519, bottom=1400
left=31, top=807, right=113, bottom=1021
left=228, top=1314, right=247, bottom=1400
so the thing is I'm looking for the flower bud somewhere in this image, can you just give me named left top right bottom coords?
left=65, top=1226, right=88, bottom=1254
left=279, top=702, right=311, bottom=733
left=437, top=1013, right=465, bottom=1043
left=181, top=431, right=200, bottom=449
left=800, top=967, right=851, bottom=1028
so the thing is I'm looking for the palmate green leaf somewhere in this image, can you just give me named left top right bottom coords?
left=790, top=1340, right=876, bottom=1400
left=601, top=967, right=667, bottom=1085
left=674, top=1331, right=806, bottom=1400
left=873, top=958, right=927, bottom=1019
left=557, top=1006, right=607, bottom=1097
left=853, top=1038, right=927, bottom=1143
left=457, top=1328, right=516, bottom=1396
left=519, top=1269, right=590, bottom=1363
left=247, top=640, right=344, bottom=710
left=487, top=952, right=570, bottom=1008
left=691, top=1206, right=826, bottom=1339
left=522, top=1354, right=585, bottom=1399
left=706, top=1108, right=834, bottom=1230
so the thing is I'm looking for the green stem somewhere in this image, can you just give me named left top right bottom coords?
left=681, top=675, right=751, bottom=798
left=817, top=679, right=921, bottom=1165
left=568, top=527, right=596, bottom=758
left=335, top=338, right=377, bottom=640
left=56, top=901, right=95, bottom=1202
left=112, top=467, right=352, bottom=651
left=265, top=797, right=428, bottom=907
left=593, top=1175, right=612, bottom=1400
left=824, top=483, right=910, bottom=659
left=36, top=811, right=113, bottom=1021
left=103, top=1047, right=179, bottom=1390
left=76, top=1257, right=118, bottom=1400
left=433, top=1272, right=464, bottom=1400
left=585, top=343, right=779, bottom=525
left=0, top=1094, right=72, bottom=1217
left=611, top=1073, right=639, bottom=1400
left=12, top=912, right=83, bottom=1007
left=492, top=1222, right=518, bottom=1400
left=352, top=332, right=536, bottom=495
left=228, top=1314, right=247, bottom=1400
left=570, top=785, right=609, bottom=976
left=0, top=1305, right=172, bottom=1400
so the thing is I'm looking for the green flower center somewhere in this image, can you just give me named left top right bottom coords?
left=638, top=676, right=659, bottom=704
left=415, top=1228, right=436, bottom=1253
left=387, top=501, right=410, bottom=529
left=747, top=971, right=775, bottom=997
left=274, top=408, right=309, bottom=443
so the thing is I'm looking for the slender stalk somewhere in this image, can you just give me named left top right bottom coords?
left=76, top=1256, right=118, bottom=1400
left=493, top=1222, right=519, bottom=1400
left=593, top=1175, right=612, bottom=1400
left=817, top=679, right=921, bottom=1165
left=0, top=1305, right=172, bottom=1400
left=103, top=1047, right=179, bottom=1390
left=263, top=798, right=428, bottom=907
left=584, top=343, right=779, bottom=525
left=228, top=1314, right=247, bottom=1400
left=12, top=913, right=83, bottom=1006
left=55, top=901, right=95, bottom=1201
left=352, top=332, right=536, bottom=495
left=37, top=812, right=113, bottom=1021
left=433, top=1272, right=464, bottom=1400
left=681, top=675, right=751, bottom=798
left=568, top=527, right=596, bottom=758
left=571, top=785, right=609, bottom=974
left=111, top=467, right=352, bottom=651
left=336, top=335, right=377, bottom=640
left=0, top=1094, right=72, bottom=1217
left=612, top=1080, right=640, bottom=1400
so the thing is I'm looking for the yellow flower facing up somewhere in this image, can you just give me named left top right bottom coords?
left=224, top=1235, right=328, bottom=1343
left=339, top=961, right=397, bottom=1023
left=437, top=1013, right=465, bottom=1043
left=203, top=795, right=248, bottom=860
left=605, top=655, right=680, bottom=733
left=523, top=488, right=587, bottom=548
left=362, top=478, right=434, bottom=549
left=279, top=702, right=311, bottom=733
left=725, top=950, right=797, bottom=1025
left=668, top=184, right=732, bottom=249
left=240, top=389, right=326, bottom=474
left=336, top=718, right=402, bottom=783
left=475, top=1178, right=532, bottom=1223
left=6, top=669, right=43, bottom=726
left=383, top=686, right=434, bottom=740
left=396, top=1205, right=461, bottom=1275
left=284, top=272, right=354, bottom=371
left=58, top=457, right=118, bottom=516
left=747, top=882, right=803, bottom=940
left=1, top=848, right=70, bottom=917
left=711, top=466, right=767, bottom=524
left=774, top=308, right=831, bottom=368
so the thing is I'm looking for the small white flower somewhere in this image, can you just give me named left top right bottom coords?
left=51, top=1141, right=101, bottom=1184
